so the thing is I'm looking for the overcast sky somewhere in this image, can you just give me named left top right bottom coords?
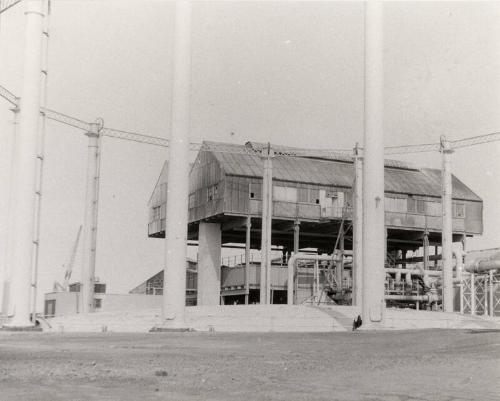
left=0, top=1, right=499, bottom=310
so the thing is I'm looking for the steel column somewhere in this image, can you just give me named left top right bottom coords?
left=259, top=146, right=273, bottom=304
left=162, top=0, right=191, bottom=326
left=440, top=136, right=454, bottom=312
left=352, top=144, right=363, bottom=306
left=244, top=216, right=251, bottom=304
left=80, top=123, right=100, bottom=313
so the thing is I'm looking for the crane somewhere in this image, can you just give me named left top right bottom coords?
left=52, top=225, right=82, bottom=292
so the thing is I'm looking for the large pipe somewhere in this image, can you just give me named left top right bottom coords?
left=287, top=253, right=335, bottom=305
left=440, top=135, right=454, bottom=312
left=385, top=294, right=439, bottom=303
left=466, top=259, right=500, bottom=274
left=162, top=0, right=191, bottom=327
left=5, top=0, right=45, bottom=328
left=352, top=144, right=363, bottom=306
left=259, top=146, right=273, bottom=304
left=362, top=1, right=386, bottom=325
left=80, top=123, right=100, bottom=313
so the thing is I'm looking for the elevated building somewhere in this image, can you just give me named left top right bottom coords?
left=148, top=141, right=483, bottom=308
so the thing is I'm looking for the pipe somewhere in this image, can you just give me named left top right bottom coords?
left=287, top=253, right=334, bottom=305
left=466, top=259, right=500, bottom=274
left=385, top=294, right=439, bottom=303
left=384, top=268, right=441, bottom=278
left=352, top=144, right=363, bottom=307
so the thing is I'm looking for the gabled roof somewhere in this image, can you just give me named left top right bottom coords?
left=204, top=141, right=481, bottom=202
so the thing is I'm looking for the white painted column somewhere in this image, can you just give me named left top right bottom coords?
left=259, top=147, right=273, bottom=304
left=1, top=105, right=20, bottom=316
left=162, top=0, right=192, bottom=326
left=361, top=1, right=385, bottom=326
left=5, top=0, right=44, bottom=328
left=440, top=136, right=454, bottom=312
left=197, top=222, right=221, bottom=305
left=80, top=123, right=100, bottom=313
left=352, top=145, right=363, bottom=306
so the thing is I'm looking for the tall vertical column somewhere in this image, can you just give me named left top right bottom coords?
left=5, top=0, right=45, bottom=328
left=197, top=222, right=221, bottom=305
left=459, top=234, right=466, bottom=313
left=1, top=105, right=20, bottom=316
left=361, top=1, right=385, bottom=326
left=162, top=0, right=192, bottom=326
left=352, top=145, right=363, bottom=306
left=489, top=270, right=494, bottom=318
left=259, top=146, right=273, bottom=304
left=440, top=136, right=454, bottom=312
left=245, top=216, right=251, bottom=304
left=80, top=123, right=100, bottom=313
left=293, top=220, right=300, bottom=254
left=423, top=231, right=429, bottom=271
left=336, top=220, right=344, bottom=293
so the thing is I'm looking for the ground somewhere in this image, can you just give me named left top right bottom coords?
left=0, top=329, right=499, bottom=401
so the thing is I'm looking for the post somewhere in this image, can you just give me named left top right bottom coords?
left=245, top=216, right=251, bottom=304
left=5, top=0, right=45, bottom=328
left=336, top=220, right=344, bottom=294
left=489, top=270, right=494, bottom=318
left=162, top=0, right=192, bottom=327
left=440, top=135, right=454, bottom=312
left=361, top=1, right=386, bottom=326
left=259, top=145, right=273, bottom=304
left=293, top=220, right=300, bottom=254
left=459, top=234, right=466, bottom=313
left=352, top=144, right=363, bottom=306
left=423, top=230, right=429, bottom=271
left=470, top=272, right=476, bottom=315
left=80, top=123, right=100, bottom=313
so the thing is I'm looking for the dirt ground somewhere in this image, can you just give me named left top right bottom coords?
left=0, top=329, right=499, bottom=401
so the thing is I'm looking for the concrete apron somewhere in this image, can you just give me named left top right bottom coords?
left=37, top=305, right=500, bottom=333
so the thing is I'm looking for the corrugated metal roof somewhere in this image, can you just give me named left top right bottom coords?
left=206, top=141, right=481, bottom=202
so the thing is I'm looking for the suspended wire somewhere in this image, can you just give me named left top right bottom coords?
left=0, top=0, right=22, bottom=15
left=2, top=83, right=500, bottom=156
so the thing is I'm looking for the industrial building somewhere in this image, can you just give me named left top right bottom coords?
left=148, top=141, right=483, bottom=309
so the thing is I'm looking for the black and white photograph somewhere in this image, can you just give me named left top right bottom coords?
left=0, top=1, right=499, bottom=400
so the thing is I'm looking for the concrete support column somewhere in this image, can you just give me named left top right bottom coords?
left=352, top=145, right=363, bottom=306
left=162, top=0, right=192, bottom=326
left=440, top=136, right=454, bottom=312
left=80, top=123, right=100, bottom=313
left=361, top=1, right=386, bottom=326
left=245, top=216, right=251, bottom=305
left=423, top=231, right=429, bottom=271
left=6, top=0, right=44, bottom=328
left=197, top=222, right=221, bottom=305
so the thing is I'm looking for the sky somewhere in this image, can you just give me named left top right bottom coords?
left=0, top=1, right=499, bottom=311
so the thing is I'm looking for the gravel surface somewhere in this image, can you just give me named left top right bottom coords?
left=0, top=329, right=499, bottom=401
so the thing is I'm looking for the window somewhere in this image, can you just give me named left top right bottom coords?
left=273, top=186, right=297, bottom=202
left=385, top=196, right=407, bottom=213
left=453, top=203, right=465, bottom=218
left=298, top=187, right=320, bottom=204
left=408, top=197, right=425, bottom=214
left=93, top=299, right=102, bottom=309
left=189, top=193, right=195, bottom=208
left=249, top=182, right=262, bottom=199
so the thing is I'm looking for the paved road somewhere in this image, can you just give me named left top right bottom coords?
left=0, top=329, right=499, bottom=401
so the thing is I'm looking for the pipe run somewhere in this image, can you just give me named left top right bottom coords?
left=385, top=294, right=439, bottom=303
left=465, top=255, right=500, bottom=274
